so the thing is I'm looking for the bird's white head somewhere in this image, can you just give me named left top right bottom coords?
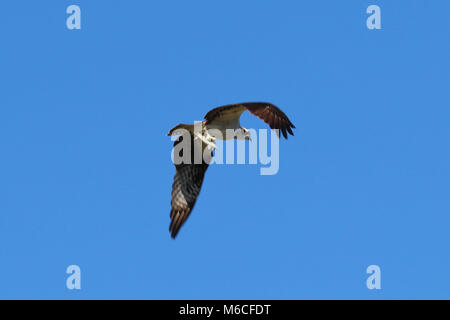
left=237, top=127, right=252, bottom=141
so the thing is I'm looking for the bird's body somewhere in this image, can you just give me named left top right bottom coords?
left=204, top=105, right=246, bottom=139
left=167, top=102, right=295, bottom=238
left=206, top=119, right=242, bottom=140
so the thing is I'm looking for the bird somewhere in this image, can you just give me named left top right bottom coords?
left=167, top=102, right=295, bottom=238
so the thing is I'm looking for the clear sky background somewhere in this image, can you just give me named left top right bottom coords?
left=0, top=1, right=449, bottom=299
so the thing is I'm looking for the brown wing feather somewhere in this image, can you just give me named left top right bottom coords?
left=242, top=102, right=295, bottom=139
left=204, top=104, right=247, bottom=124
left=204, top=102, right=295, bottom=139
left=169, top=134, right=211, bottom=238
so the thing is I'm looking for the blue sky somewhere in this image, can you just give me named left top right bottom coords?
left=0, top=1, right=449, bottom=299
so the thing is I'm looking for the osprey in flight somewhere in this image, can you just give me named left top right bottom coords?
left=167, top=102, right=295, bottom=238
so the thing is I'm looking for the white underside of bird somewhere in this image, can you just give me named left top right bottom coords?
left=171, top=117, right=248, bottom=150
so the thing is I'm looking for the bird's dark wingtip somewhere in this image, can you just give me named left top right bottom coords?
left=169, top=226, right=178, bottom=239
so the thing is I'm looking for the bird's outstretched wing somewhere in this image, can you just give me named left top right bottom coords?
left=204, top=102, right=295, bottom=139
left=169, top=134, right=212, bottom=238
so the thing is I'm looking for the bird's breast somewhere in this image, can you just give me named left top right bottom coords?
left=206, top=122, right=240, bottom=140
